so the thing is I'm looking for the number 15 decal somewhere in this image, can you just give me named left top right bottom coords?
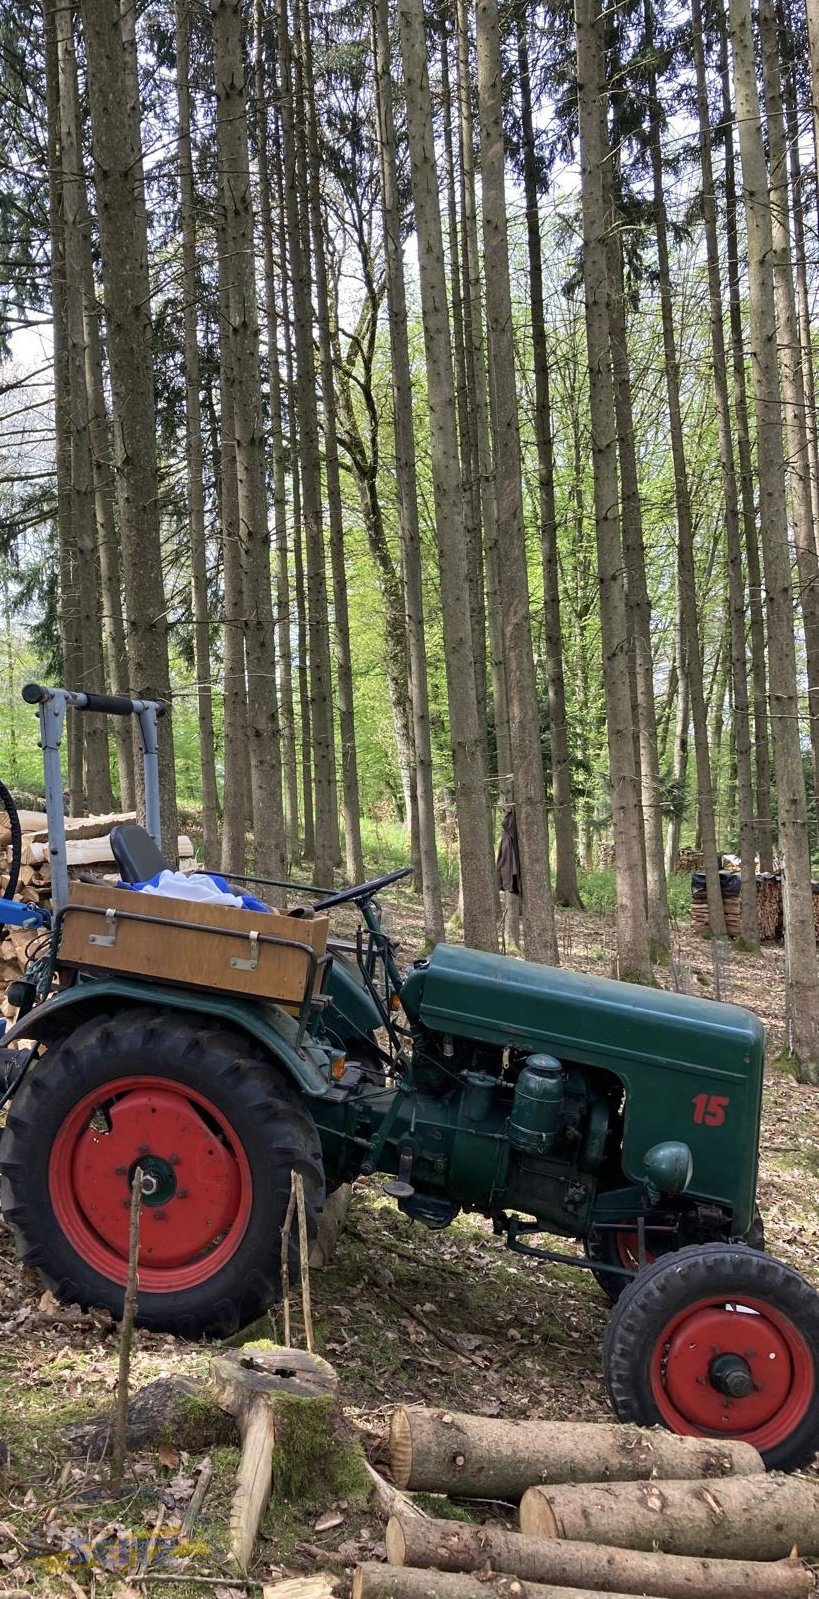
left=692, top=1092, right=730, bottom=1127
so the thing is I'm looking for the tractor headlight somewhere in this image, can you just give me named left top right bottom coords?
left=643, top=1141, right=694, bottom=1203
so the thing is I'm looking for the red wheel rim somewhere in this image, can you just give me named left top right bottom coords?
left=650, top=1294, right=815, bottom=1450
left=49, top=1075, right=253, bottom=1292
left=616, top=1231, right=658, bottom=1272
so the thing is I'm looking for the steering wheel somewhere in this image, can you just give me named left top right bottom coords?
left=0, top=779, right=21, bottom=914
left=312, top=866, right=413, bottom=912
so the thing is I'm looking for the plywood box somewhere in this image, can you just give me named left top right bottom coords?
left=58, top=882, right=330, bottom=1009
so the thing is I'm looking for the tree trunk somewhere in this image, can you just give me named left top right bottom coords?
left=254, top=32, right=299, bottom=864
left=80, top=0, right=177, bottom=850
left=519, top=1476, right=819, bottom=1559
left=691, top=0, right=757, bottom=942
left=386, top=1517, right=813, bottom=1599
left=575, top=0, right=651, bottom=981
left=216, top=213, right=248, bottom=878
left=780, top=23, right=819, bottom=565
left=606, top=228, right=669, bottom=949
left=717, top=0, right=774, bottom=872
left=759, top=0, right=819, bottom=830
left=396, top=0, right=497, bottom=951
left=389, top=1407, right=760, bottom=1498
left=278, top=0, right=338, bottom=884
left=517, top=15, right=581, bottom=912
left=476, top=0, right=557, bottom=964
left=212, top=0, right=285, bottom=893
left=372, top=0, right=444, bottom=945
left=730, top=0, right=819, bottom=1076
left=454, top=0, right=511, bottom=811
left=174, top=0, right=219, bottom=866
left=44, top=0, right=84, bottom=815
left=645, top=7, right=725, bottom=938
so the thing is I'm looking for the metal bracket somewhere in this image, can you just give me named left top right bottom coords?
left=230, top=929, right=260, bottom=971
left=89, top=908, right=118, bottom=948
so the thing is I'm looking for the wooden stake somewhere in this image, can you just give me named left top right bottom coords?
left=110, top=1164, right=143, bottom=1487
left=181, top=1458, right=214, bottom=1539
left=294, top=1170, right=314, bottom=1352
left=280, top=1175, right=297, bottom=1349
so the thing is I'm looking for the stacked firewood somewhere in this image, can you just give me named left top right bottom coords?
left=675, top=846, right=703, bottom=874
left=692, top=871, right=792, bottom=942
left=353, top=1407, right=817, bottom=1599
left=1, top=810, right=194, bottom=1005
left=597, top=842, right=616, bottom=868
left=757, top=874, right=784, bottom=942
left=690, top=872, right=742, bottom=939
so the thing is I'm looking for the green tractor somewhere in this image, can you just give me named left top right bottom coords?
left=1, top=684, right=818, bottom=1471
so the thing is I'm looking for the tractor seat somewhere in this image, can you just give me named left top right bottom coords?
left=110, top=822, right=172, bottom=885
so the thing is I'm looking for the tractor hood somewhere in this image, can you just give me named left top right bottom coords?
left=403, top=943, right=765, bottom=1075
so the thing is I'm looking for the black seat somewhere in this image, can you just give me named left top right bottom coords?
left=110, top=823, right=172, bottom=884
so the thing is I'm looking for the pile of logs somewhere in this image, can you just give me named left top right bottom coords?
left=1, top=808, right=195, bottom=1011
left=675, top=846, right=703, bottom=874
left=691, top=871, right=790, bottom=942
left=352, top=1406, right=818, bottom=1599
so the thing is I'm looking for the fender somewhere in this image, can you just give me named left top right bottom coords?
left=0, top=976, right=332, bottom=1098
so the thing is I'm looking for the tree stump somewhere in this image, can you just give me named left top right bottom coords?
left=211, top=1345, right=338, bottom=1570
left=310, top=1184, right=353, bottom=1268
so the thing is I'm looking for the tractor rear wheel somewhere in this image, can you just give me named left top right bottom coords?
left=0, top=1008, right=325, bottom=1339
left=586, top=1207, right=765, bottom=1303
left=602, top=1242, right=819, bottom=1471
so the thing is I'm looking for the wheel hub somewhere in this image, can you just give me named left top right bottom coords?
left=51, top=1079, right=248, bottom=1279
left=708, top=1351, right=755, bottom=1398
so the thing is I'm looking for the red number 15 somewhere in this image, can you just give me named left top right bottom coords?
left=692, top=1092, right=730, bottom=1127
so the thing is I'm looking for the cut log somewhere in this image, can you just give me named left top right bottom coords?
left=518, top=1476, right=819, bottom=1559
left=386, top=1515, right=814, bottom=1599
left=310, top=1184, right=353, bottom=1268
left=0, top=810, right=48, bottom=845
left=211, top=1345, right=337, bottom=1570
left=365, top=1462, right=427, bottom=1522
left=64, top=1376, right=236, bottom=1458
left=20, top=833, right=193, bottom=868
left=388, top=1408, right=763, bottom=1497
left=263, top=1578, right=339, bottom=1599
left=353, top=1563, right=662, bottom=1599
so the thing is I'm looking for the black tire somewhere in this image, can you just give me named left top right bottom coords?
left=0, top=779, right=21, bottom=917
left=603, top=1242, right=819, bottom=1471
left=0, top=1008, right=325, bottom=1339
left=586, top=1206, right=766, bottom=1304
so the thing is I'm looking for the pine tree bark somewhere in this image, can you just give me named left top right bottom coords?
left=215, top=210, right=249, bottom=878
left=299, top=0, right=365, bottom=884
left=174, top=0, right=219, bottom=865
left=454, top=0, right=511, bottom=809
left=730, top=0, right=819, bottom=1076
left=54, top=0, right=112, bottom=813
left=373, top=0, right=445, bottom=946
left=80, top=0, right=177, bottom=850
left=517, top=15, right=581, bottom=912
left=644, top=2, right=725, bottom=938
left=606, top=221, right=669, bottom=947
left=717, top=0, right=774, bottom=872
left=278, top=0, right=339, bottom=883
left=575, top=0, right=651, bottom=981
left=476, top=0, right=557, bottom=963
left=691, top=0, right=757, bottom=942
left=759, top=0, right=819, bottom=829
left=212, top=0, right=285, bottom=891
left=780, top=26, right=819, bottom=565
left=254, top=26, right=299, bottom=863
left=45, top=0, right=84, bottom=815
left=397, top=0, right=497, bottom=951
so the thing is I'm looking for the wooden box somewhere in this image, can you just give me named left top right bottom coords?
left=58, top=882, right=330, bottom=1009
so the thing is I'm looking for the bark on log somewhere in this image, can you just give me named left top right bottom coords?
left=64, top=1376, right=235, bottom=1458
left=519, top=1476, right=819, bottom=1559
left=366, top=1462, right=427, bottom=1522
left=353, top=1562, right=662, bottom=1599
left=310, top=1183, right=353, bottom=1268
left=263, top=1580, right=339, bottom=1599
left=388, top=1407, right=763, bottom=1497
left=211, top=1345, right=338, bottom=1570
left=386, top=1515, right=814, bottom=1599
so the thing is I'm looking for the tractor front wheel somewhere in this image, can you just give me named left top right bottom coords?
left=0, top=1008, right=325, bottom=1339
left=602, top=1243, right=819, bottom=1471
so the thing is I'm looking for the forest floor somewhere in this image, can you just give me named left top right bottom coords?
left=0, top=891, right=817, bottom=1597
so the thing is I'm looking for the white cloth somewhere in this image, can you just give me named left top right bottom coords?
left=140, top=870, right=249, bottom=909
